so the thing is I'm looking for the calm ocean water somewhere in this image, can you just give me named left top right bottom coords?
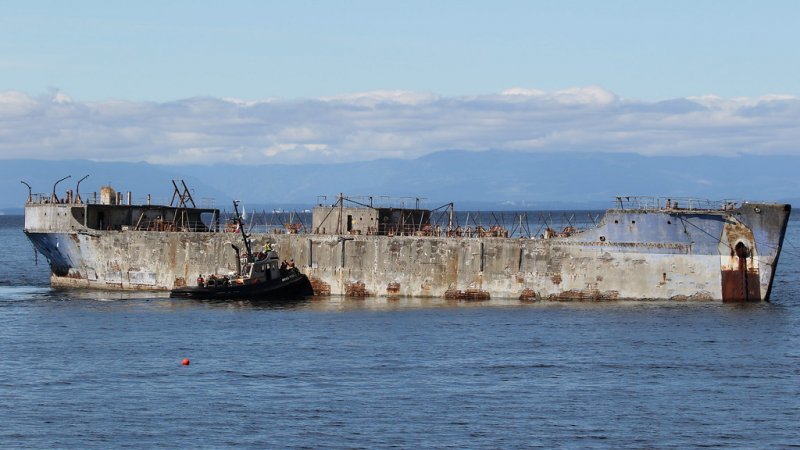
left=1, top=214, right=799, bottom=448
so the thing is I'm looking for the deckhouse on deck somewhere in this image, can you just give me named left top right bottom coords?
left=311, top=195, right=436, bottom=236
left=24, top=181, right=219, bottom=233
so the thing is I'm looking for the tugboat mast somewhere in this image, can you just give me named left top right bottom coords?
left=232, top=200, right=253, bottom=261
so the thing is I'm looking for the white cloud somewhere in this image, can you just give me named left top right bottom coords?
left=500, top=88, right=546, bottom=97
left=321, top=90, right=439, bottom=107
left=262, top=143, right=298, bottom=157
left=0, top=91, right=38, bottom=115
left=52, top=92, right=73, bottom=104
left=0, top=88, right=798, bottom=165
left=501, top=86, right=617, bottom=105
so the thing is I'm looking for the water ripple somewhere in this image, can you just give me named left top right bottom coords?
left=1, top=215, right=799, bottom=448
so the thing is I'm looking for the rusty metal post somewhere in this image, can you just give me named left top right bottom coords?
left=337, top=193, right=343, bottom=235
left=20, top=181, right=32, bottom=203
left=52, top=175, right=71, bottom=203
left=75, top=175, right=89, bottom=204
left=449, top=203, right=454, bottom=232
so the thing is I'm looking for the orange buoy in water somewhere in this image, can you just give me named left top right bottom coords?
left=181, top=358, right=190, bottom=366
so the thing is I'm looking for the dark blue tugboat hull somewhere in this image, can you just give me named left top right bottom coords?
left=170, top=272, right=313, bottom=300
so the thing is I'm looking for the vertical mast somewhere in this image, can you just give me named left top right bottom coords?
left=232, top=200, right=253, bottom=260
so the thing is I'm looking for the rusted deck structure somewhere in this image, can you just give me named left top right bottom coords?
left=23, top=185, right=792, bottom=302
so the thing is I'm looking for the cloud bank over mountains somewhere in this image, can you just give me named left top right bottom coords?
left=1, top=87, right=799, bottom=165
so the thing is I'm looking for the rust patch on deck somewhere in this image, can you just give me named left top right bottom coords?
left=444, top=288, right=490, bottom=301
left=345, top=281, right=369, bottom=297
left=519, top=289, right=537, bottom=301
left=309, top=276, right=331, bottom=295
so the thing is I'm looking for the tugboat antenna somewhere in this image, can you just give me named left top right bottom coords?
left=232, top=200, right=253, bottom=261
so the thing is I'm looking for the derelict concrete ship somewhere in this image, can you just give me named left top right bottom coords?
left=23, top=180, right=791, bottom=302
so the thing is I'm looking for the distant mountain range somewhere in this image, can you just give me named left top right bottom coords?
left=2, top=150, right=798, bottom=213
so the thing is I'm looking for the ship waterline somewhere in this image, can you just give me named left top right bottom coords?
left=24, top=195, right=791, bottom=301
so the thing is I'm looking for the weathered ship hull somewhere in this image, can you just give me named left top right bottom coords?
left=24, top=202, right=791, bottom=301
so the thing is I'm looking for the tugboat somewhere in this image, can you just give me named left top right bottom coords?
left=170, top=201, right=313, bottom=300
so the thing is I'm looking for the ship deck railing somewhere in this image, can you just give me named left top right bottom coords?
left=25, top=193, right=215, bottom=208
left=611, top=196, right=743, bottom=212
left=29, top=193, right=766, bottom=239
left=231, top=210, right=605, bottom=240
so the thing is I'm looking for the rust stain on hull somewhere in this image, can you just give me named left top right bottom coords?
left=309, top=277, right=331, bottom=296
left=719, top=217, right=761, bottom=302
left=547, top=289, right=620, bottom=301
left=721, top=268, right=761, bottom=302
left=386, top=282, right=400, bottom=295
left=345, top=281, right=370, bottom=297
left=444, top=288, right=490, bottom=301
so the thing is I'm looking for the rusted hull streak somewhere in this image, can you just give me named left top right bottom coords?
left=718, top=214, right=762, bottom=301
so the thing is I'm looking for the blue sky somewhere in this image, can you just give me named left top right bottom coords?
left=3, top=0, right=798, bottom=101
left=1, top=1, right=799, bottom=164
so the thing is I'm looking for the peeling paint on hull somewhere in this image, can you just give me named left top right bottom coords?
left=25, top=202, right=792, bottom=301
